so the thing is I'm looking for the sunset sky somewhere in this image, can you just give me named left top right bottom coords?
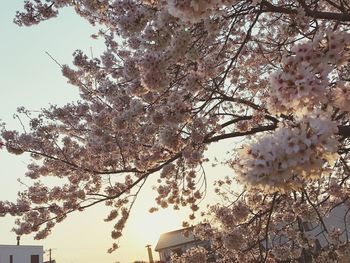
left=0, top=2, right=233, bottom=263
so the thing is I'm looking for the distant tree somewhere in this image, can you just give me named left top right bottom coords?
left=2, top=0, right=350, bottom=262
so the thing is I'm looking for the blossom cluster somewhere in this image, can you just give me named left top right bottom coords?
left=171, top=246, right=207, bottom=263
left=268, top=31, right=350, bottom=115
left=233, top=113, right=339, bottom=191
left=166, top=0, right=223, bottom=23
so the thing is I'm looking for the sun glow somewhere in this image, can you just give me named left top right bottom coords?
left=117, top=187, right=192, bottom=261
left=132, top=208, right=188, bottom=244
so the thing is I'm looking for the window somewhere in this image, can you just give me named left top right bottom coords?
left=31, top=255, right=39, bottom=263
left=9, top=255, right=13, bottom=263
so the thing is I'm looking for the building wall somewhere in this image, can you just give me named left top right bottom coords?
left=0, top=245, right=43, bottom=263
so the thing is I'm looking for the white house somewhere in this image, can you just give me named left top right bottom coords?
left=155, top=227, right=211, bottom=263
left=0, top=244, right=43, bottom=263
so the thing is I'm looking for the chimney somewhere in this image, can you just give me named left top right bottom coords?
left=16, top=236, right=20, bottom=246
left=145, top=244, right=154, bottom=263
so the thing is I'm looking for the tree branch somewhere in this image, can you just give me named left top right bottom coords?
left=261, top=0, right=350, bottom=21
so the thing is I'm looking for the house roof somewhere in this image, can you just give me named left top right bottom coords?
left=155, top=227, right=199, bottom=251
left=0, top=245, right=43, bottom=249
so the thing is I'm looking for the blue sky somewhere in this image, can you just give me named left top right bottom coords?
left=0, top=2, right=234, bottom=263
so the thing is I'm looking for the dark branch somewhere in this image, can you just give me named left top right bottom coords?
left=262, top=0, right=350, bottom=21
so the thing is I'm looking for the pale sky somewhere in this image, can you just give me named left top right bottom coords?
left=0, top=2, right=234, bottom=263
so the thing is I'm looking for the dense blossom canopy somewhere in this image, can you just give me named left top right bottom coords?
left=2, top=0, right=350, bottom=262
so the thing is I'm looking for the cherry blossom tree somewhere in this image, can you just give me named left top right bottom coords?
left=2, top=0, right=350, bottom=261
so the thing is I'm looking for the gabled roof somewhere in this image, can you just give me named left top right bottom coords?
left=155, top=227, right=198, bottom=251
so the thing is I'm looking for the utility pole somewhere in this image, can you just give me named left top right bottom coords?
left=145, top=244, right=154, bottom=263
left=16, top=236, right=20, bottom=246
left=45, top=248, right=56, bottom=263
